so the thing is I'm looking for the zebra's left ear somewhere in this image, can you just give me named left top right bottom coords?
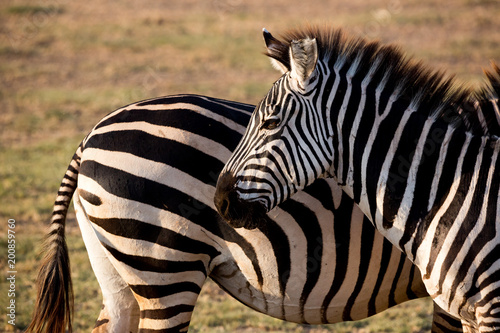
left=263, top=28, right=290, bottom=74
left=289, top=38, right=318, bottom=89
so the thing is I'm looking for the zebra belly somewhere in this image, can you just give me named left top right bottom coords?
left=210, top=188, right=426, bottom=324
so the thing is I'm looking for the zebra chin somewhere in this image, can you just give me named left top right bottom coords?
left=214, top=171, right=268, bottom=230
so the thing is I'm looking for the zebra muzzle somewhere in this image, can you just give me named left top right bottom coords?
left=214, top=171, right=265, bottom=230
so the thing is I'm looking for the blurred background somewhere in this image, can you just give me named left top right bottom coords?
left=1, top=0, right=499, bottom=331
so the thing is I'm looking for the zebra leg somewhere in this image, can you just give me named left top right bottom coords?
left=460, top=321, right=478, bottom=333
left=74, top=194, right=140, bottom=332
left=128, top=272, right=206, bottom=332
left=431, top=302, right=463, bottom=333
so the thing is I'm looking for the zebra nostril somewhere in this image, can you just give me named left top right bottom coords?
left=220, top=198, right=230, bottom=217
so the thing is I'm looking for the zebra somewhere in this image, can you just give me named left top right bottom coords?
left=26, top=94, right=464, bottom=333
left=215, top=27, right=500, bottom=332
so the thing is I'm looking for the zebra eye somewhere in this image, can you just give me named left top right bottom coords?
left=261, top=117, right=281, bottom=130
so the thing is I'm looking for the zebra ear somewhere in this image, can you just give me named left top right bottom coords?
left=263, top=28, right=290, bottom=74
left=289, top=38, right=318, bottom=88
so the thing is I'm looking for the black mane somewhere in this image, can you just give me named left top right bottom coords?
left=265, top=25, right=498, bottom=137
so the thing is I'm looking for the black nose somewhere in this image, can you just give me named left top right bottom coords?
left=214, top=171, right=241, bottom=222
left=214, top=171, right=266, bottom=229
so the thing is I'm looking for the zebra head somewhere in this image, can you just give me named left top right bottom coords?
left=215, top=29, right=335, bottom=229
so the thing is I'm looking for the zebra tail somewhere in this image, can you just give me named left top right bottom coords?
left=26, top=143, right=82, bottom=333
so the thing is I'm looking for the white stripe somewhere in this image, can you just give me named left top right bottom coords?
left=82, top=148, right=217, bottom=209
left=448, top=144, right=500, bottom=313
left=374, top=105, right=417, bottom=247
left=89, top=223, right=211, bottom=263
left=358, top=74, right=401, bottom=222
left=324, top=204, right=363, bottom=320
left=397, top=116, right=435, bottom=257
left=336, top=56, right=362, bottom=182
left=77, top=174, right=224, bottom=250
left=107, top=256, right=206, bottom=287
left=422, top=134, right=480, bottom=310
left=427, top=126, right=454, bottom=211
left=438, top=138, right=488, bottom=315
left=415, top=132, right=472, bottom=288
left=139, top=313, right=191, bottom=331
left=134, top=291, right=199, bottom=310
left=345, top=66, right=374, bottom=195
left=291, top=191, right=336, bottom=323
left=331, top=56, right=350, bottom=182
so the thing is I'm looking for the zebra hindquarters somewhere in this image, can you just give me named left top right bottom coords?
left=74, top=193, right=140, bottom=332
left=77, top=161, right=212, bottom=332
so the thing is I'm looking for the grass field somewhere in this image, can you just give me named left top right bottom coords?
left=1, top=0, right=500, bottom=331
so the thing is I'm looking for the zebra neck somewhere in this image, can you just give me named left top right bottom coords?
left=327, top=77, right=498, bottom=257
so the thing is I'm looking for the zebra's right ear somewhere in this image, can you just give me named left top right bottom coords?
left=263, top=28, right=290, bottom=74
left=289, top=37, right=318, bottom=88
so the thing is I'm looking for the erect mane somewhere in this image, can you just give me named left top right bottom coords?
left=264, top=25, right=500, bottom=135
left=477, top=62, right=500, bottom=100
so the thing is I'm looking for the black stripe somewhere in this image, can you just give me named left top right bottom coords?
left=321, top=191, right=354, bottom=322
left=447, top=142, right=496, bottom=305
left=388, top=254, right=408, bottom=307
left=339, top=71, right=363, bottom=185
left=135, top=94, right=253, bottom=126
left=96, top=108, right=245, bottom=153
left=66, top=163, right=79, bottom=175
left=279, top=200, right=323, bottom=323
left=257, top=216, right=290, bottom=302
left=103, top=242, right=207, bottom=275
left=433, top=135, right=483, bottom=291
left=329, top=62, right=349, bottom=181
left=79, top=189, right=103, bottom=206
left=367, top=239, right=394, bottom=316
left=302, top=179, right=336, bottom=211
left=130, top=282, right=201, bottom=299
left=343, top=215, right=375, bottom=321
left=52, top=210, right=67, bottom=216
left=365, top=98, right=409, bottom=222
left=460, top=243, right=500, bottom=315
left=292, top=99, right=326, bottom=177
left=141, top=304, right=194, bottom=319
left=405, top=264, right=418, bottom=300
left=84, top=130, right=225, bottom=186
left=94, top=319, right=109, bottom=328
left=382, top=112, right=426, bottom=228
left=411, top=128, right=466, bottom=260
left=352, top=79, right=378, bottom=203
left=88, top=216, right=220, bottom=259
left=138, top=323, right=190, bottom=333
left=399, top=121, right=447, bottom=250
left=475, top=270, right=500, bottom=309
left=79, top=160, right=265, bottom=287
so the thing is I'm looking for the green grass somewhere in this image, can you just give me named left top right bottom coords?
left=7, top=5, right=64, bottom=16
left=1, top=0, right=500, bottom=331
left=0, top=136, right=83, bottom=221
left=0, top=231, right=101, bottom=332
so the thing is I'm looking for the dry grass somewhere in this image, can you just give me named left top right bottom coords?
left=1, top=0, right=499, bottom=331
